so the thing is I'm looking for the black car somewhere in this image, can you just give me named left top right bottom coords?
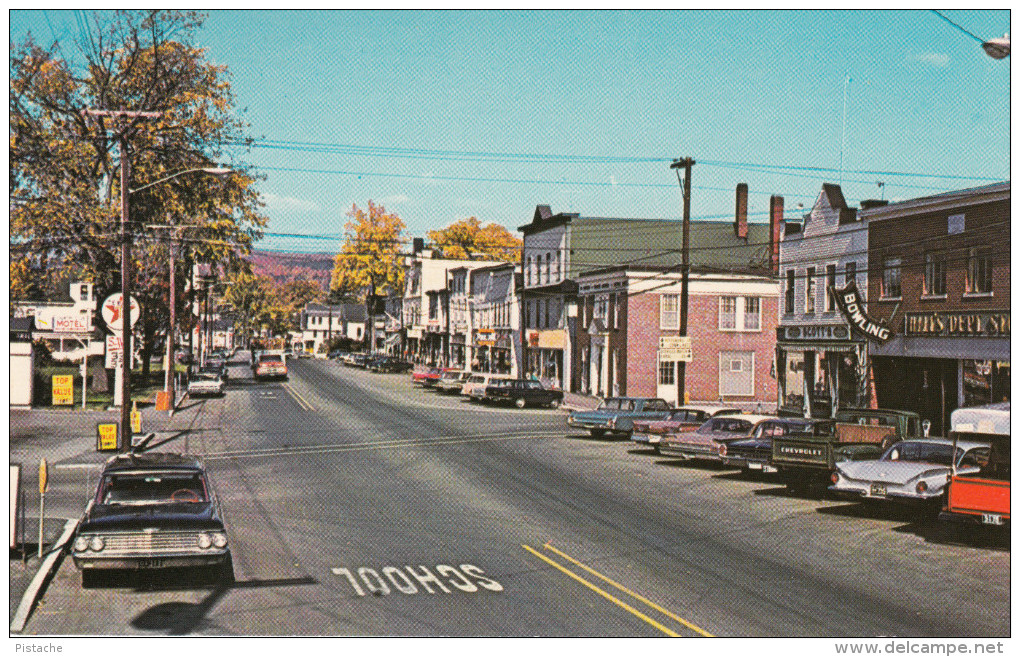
left=719, top=418, right=834, bottom=475
left=70, top=452, right=233, bottom=586
left=482, top=378, right=564, bottom=409
left=368, top=356, right=414, bottom=373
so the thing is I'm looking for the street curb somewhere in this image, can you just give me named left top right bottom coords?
left=10, top=518, right=78, bottom=634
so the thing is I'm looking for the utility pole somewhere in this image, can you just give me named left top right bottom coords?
left=82, top=109, right=161, bottom=451
left=165, top=229, right=177, bottom=413
left=670, top=157, right=695, bottom=407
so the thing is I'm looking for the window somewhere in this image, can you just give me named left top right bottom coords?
left=785, top=269, right=795, bottom=314
left=545, top=253, right=551, bottom=284
left=882, top=257, right=901, bottom=299
left=660, top=294, right=679, bottom=329
left=594, top=294, right=609, bottom=324
left=744, top=297, right=760, bottom=330
left=658, top=360, right=675, bottom=385
left=805, top=267, right=816, bottom=313
left=825, top=264, right=837, bottom=311
left=611, top=293, right=619, bottom=329
left=719, top=296, right=737, bottom=329
left=554, top=251, right=561, bottom=282
left=966, top=247, right=993, bottom=295
left=844, top=261, right=857, bottom=287
left=923, top=252, right=947, bottom=296
left=525, top=257, right=532, bottom=286
left=719, top=351, right=754, bottom=396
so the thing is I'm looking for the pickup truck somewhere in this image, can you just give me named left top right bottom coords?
left=566, top=397, right=672, bottom=439
left=771, top=408, right=923, bottom=492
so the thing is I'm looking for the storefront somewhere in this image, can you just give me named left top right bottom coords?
left=870, top=310, right=1010, bottom=436
left=776, top=323, right=868, bottom=417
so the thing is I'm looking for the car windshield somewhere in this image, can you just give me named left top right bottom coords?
left=260, top=355, right=283, bottom=364
left=99, top=472, right=208, bottom=505
left=883, top=441, right=957, bottom=466
left=705, top=417, right=754, bottom=434
left=195, top=372, right=219, bottom=381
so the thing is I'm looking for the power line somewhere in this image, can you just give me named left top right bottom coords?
left=931, top=10, right=986, bottom=44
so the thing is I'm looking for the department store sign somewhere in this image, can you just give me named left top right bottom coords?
left=904, top=311, right=1010, bottom=338
left=831, top=281, right=892, bottom=343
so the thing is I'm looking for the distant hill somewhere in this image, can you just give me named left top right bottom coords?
left=249, top=250, right=333, bottom=290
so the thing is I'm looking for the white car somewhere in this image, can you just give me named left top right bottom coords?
left=830, top=438, right=990, bottom=503
left=461, top=373, right=511, bottom=401
left=188, top=371, right=225, bottom=397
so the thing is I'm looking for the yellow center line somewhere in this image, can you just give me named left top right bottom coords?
left=522, top=544, right=680, bottom=637
left=282, top=383, right=314, bottom=411
left=542, top=542, right=714, bottom=637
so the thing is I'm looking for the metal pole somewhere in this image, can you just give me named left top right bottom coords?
left=120, top=133, right=132, bottom=451
left=671, top=157, right=695, bottom=407
left=166, top=231, right=176, bottom=413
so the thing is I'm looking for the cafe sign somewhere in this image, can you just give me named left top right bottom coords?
left=831, top=281, right=892, bottom=343
left=904, top=311, right=1010, bottom=338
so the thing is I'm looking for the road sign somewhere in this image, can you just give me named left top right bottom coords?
left=131, top=406, right=142, bottom=434
left=105, top=335, right=134, bottom=369
left=659, top=336, right=692, bottom=350
left=97, top=423, right=119, bottom=452
left=101, top=293, right=140, bottom=331
left=39, top=459, right=48, bottom=495
left=658, top=336, right=692, bottom=362
left=52, top=375, right=74, bottom=405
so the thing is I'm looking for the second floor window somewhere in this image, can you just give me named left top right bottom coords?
left=718, top=296, right=761, bottom=331
left=845, top=261, right=857, bottom=288
left=805, top=267, right=816, bottom=313
left=825, top=264, right=837, bottom=311
left=719, top=296, right=737, bottom=329
left=660, top=294, right=679, bottom=329
left=966, top=247, right=993, bottom=295
left=785, top=269, right=795, bottom=314
left=744, top=296, right=760, bottom=330
left=923, top=252, right=947, bottom=296
left=594, top=295, right=609, bottom=324
left=882, top=257, right=901, bottom=299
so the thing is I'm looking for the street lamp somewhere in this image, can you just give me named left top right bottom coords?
left=982, top=34, right=1010, bottom=59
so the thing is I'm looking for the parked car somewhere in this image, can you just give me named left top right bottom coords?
left=772, top=408, right=923, bottom=492
left=631, top=405, right=741, bottom=451
left=462, top=373, right=513, bottom=400
left=70, top=452, right=233, bottom=586
left=720, top=418, right=835, bottom=474
left=328, top=350, right=348, bottom=361
left=831, top=438, right=991, bottom=512
left=206, top=356, right=228, bottom=380
left=368, top=356, right=414, bottom=373
left=940, top=403, right=1010, bottom=528
left=188, top=371, right=225, bottom=397
left=253, top=352, right=288, bottom=381
left=412, top=366, right=443, bottom=386
left=566, top=397, right=672, bottom=439
left=482, top=378, right=564, bottom=409
left=660, top=414, right=778, bottom=463
left=434, top=370, right=472, bottom=394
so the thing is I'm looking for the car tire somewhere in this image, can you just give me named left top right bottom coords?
left=590, top=429, right=606, bottom=439
left=548, top=399, right=561, bottom=410
left=515, top=397, right=527, bottom=409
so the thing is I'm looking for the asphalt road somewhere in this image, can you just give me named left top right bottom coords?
left=19, top=355, right=1011, bottom=636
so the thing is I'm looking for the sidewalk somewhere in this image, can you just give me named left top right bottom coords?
left=560, top=390, right=601, bottom=412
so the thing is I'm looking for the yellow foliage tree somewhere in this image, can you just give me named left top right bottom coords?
left=426, top=217, right=521, bottom=262
left=331, top=201, right=406, bottom=299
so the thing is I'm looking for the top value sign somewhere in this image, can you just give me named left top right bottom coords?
left=101, top=293, right=141, bottom=331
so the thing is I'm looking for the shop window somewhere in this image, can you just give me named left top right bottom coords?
left=660, top=294, right=679, bottom=329
left=658, top=360, right=675, bottom=385
left=881, top=257, right=901, bottom=299
left=966, top=247, right=993, bottom=295
left=805, top=267, right=816, bottom=313
left=923, top=252, right=947, bottom=297
left=825, top=264, right=837, bottom=311
left=719, top=351, right=754, bottom=396
left=785, top=269, right=795, bottom=314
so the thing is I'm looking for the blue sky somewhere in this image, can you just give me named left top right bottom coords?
left=11, top=9, right=1011, bottom=253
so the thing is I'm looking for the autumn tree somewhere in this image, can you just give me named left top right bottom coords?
left=331, top=201, right=406, bottom=300
left=426, top=216, right=521, bottom=262
left=10, top=10, right=266, bottom=372
left=223, top=270, right=272, bottom=345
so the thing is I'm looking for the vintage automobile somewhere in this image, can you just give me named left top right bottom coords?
left=206, top=356, right=228, bottom=381
left=566, top=397, right=672, bottom=439
left=631, top=405, right=741, bottom=452
left=253, top=352, right=288, bottom=381
left=830, top=437, right=990, bottom=511
left=720, top=418, right=834, bottom=474
left=940, top=403, right=1010, bottom=528
left=771, top=408, right=923, bottom=492
left=434, top=370, right=472, bottom=394
left=462, top=373, right=512, bottom=400
left=367, top=356, right=414, bottom=373
left=187, top=371, right=225, bottom=398
left=660, top=414, right=778, bottom=462
left=71, top=452, right=233, bottom=586
left=411, top=366, right=443, bottom=386
left=482, top=378, right=564, bottom=409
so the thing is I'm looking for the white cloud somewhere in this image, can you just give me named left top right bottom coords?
left=908, top=52, right=950, bottom=68
left=263, top=193, right=319, bottom=213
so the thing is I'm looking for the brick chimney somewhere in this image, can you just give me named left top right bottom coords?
left=769, top=195, right=784, bottom=275
left=734, top=183, right=748, bottom=239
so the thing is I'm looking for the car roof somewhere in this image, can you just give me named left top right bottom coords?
left=895, top=437, right=991, bottom=451
left=675, top=405, right=741, bottom=414
left=951, top=403, right=1010, bottom=436
left=717, top=414, right=777, bottom=425
left=608, top=397, right=666, bottom=403
left=103, top=451, right=204, bottom=474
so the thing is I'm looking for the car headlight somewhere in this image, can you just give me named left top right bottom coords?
left=74, top=536, right=90, bottom=552
left=211, top=532, right=228, bottom=549
left=831, top=472, right=840, bottom=484
left=89, top=536, right=105, bottom=552
left=915, top=481, right=928, bottom=494
left=197, top=533, right=213, bottom=549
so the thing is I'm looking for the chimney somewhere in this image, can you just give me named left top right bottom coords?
left=859, top=199, right=889, bottom=211
left=769, top=195, right=784, bottom=275
left=734, top=183, right=748, bottom=239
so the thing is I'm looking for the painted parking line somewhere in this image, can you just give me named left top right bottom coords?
left=522, top=543, right=713, bottom=638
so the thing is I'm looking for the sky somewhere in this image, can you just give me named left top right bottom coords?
left=10, top=9, right=1012, bottom=253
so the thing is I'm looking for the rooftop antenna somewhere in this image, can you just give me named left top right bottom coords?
left=876, top=181, right=885, bottom=200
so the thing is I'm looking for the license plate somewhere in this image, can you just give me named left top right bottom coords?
left=763, top=465, right=778, bottom=474
left=137, top=558, right=165, bottom=568
left=869, top=483, right=887, bottom=498
left=748, top=462, right=763, bottom=470
left=981, top=513, right=1004, bottom=526
left=632, top=433, right=647, bottom=441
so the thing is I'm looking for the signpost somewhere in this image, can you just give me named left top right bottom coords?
left=37, top=459, right=48, bottom=558
left=97, top=423, right=119, bottom=452
left=52, top=374, right=74, bottom=405
left=658, top=336, right=693, bottom=362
